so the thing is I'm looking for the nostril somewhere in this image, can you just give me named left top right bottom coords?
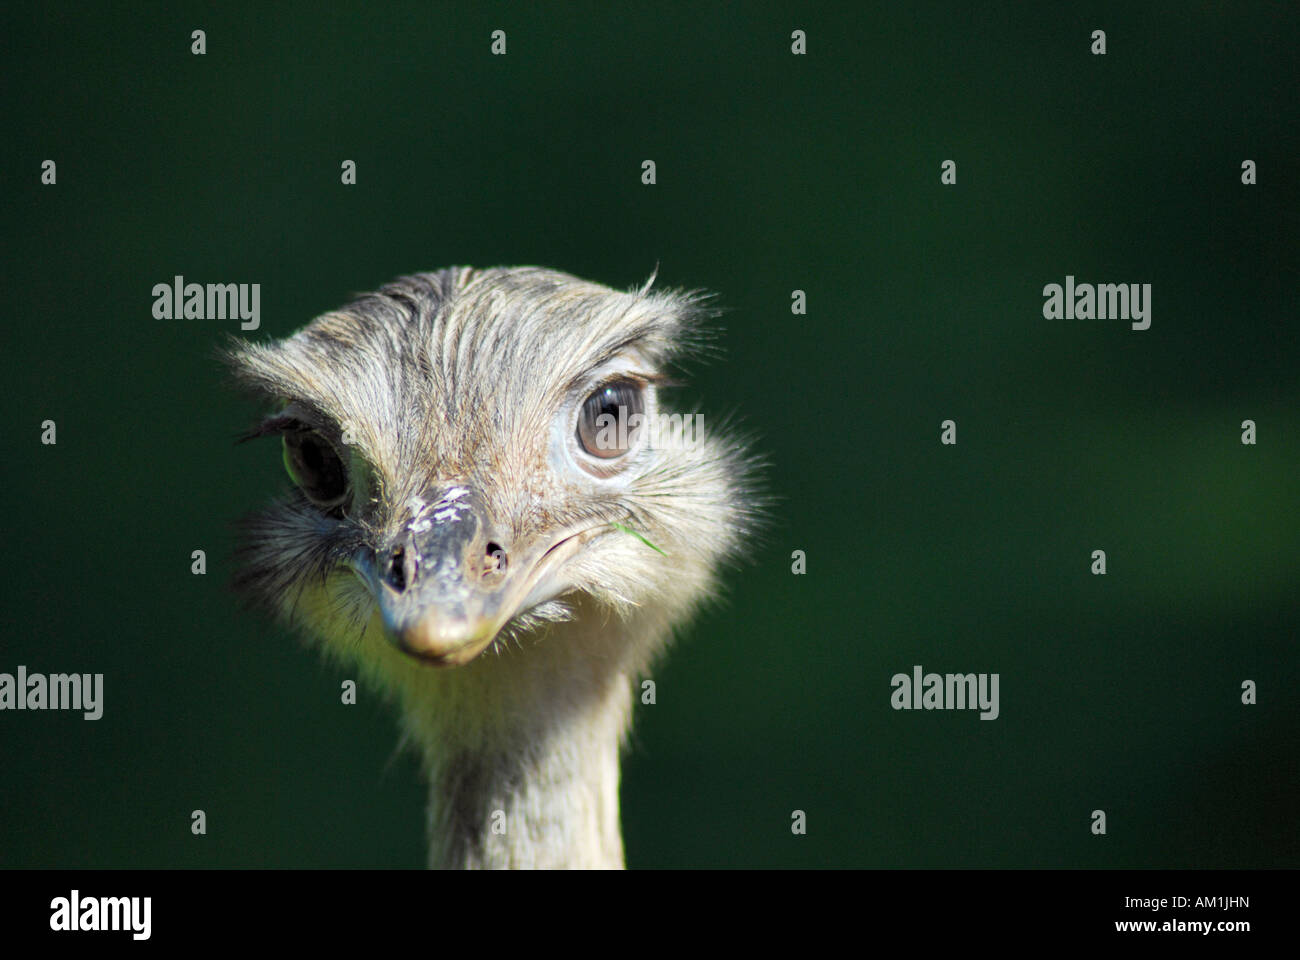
left=485, top=542, right=507, bottom=575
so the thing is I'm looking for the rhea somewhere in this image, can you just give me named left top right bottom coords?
left=227, top=267, right=757, bottom=868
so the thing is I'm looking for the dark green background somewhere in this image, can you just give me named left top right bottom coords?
left=3, top=2, right=1296, bottom=868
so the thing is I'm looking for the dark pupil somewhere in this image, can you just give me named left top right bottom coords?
left=579, top=382, right=644, bottom=457
left=585, top=384, right=638, bottom=429
left=290, top=432, right=345, bottom=502
left=592, top=387, right=625, bottom=422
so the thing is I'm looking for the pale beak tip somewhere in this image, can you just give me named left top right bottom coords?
left=396, top=616, right=496, bottom=666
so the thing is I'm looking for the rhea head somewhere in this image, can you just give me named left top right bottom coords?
left=226, top=267, right=757, bottom=870
left=227, top=266, right=754, bottom=674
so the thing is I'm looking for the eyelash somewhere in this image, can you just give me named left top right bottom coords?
left=245, top=414, right=302, bottom=439
left=242, top=409, right=334, bottom=444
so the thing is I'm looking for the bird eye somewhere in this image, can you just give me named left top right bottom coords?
left=577, top=380, right=645, bottom=459
left=282, top=429, right=349, bottom=511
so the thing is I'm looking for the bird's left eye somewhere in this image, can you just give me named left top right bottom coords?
left=577, top=380, right=646, bottom=459
left=282, top=429, right=349, bottom=511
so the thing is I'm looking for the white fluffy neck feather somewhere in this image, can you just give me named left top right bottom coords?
left=341, top=598, right=662, bottom=869
left=420, top=665, right=629, bottom=869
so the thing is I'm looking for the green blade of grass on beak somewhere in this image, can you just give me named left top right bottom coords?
left=610, top=521, right=667, bottom=556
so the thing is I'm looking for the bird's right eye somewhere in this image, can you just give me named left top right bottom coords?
left=282, top=429, right=349, bottom=512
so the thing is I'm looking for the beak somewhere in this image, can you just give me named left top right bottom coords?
left=368, top=486, right=515, bottom=666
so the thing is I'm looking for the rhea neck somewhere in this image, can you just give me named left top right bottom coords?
left=385, top=606, right=646, bottom=869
